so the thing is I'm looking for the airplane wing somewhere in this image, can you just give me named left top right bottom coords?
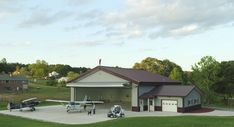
left=22, top=97, right=37, bottom=103
left=45, top=99, right=70, bottom=103
left=74, top=100, right=104, bottom=104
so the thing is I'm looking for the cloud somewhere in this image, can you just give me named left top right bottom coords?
left=0, top=0, right=19, bottom=21
left=84, top=0, right=234, bottom=39
left=138, top=48, right=155, bottom=52
left=74, top=40, right=104, bottom=47
left=0, top=12, right=12, bottom=20
left=111, top=41, right=125, bottom=46
left=0, top=41, right=32, bottom=47
left=19, top=9, right=71, bottom=27
left=64, top=25, right=80, bottom=31
left=70, top=39, right=126, bottom=47
left=66, top=0, right=95, bottom=6
left=169, top=24, right=199, bottom=36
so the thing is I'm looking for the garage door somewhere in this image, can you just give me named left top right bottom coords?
left=162, top=100, right=177, bottom=112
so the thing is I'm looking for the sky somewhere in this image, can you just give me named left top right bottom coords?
left=0, top=0, right=234, bottom=71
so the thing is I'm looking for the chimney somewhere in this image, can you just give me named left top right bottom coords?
left=99, top=59, right=102, bottom=66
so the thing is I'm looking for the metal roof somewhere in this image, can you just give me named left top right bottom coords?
left=68, top=66, right=181, bottom=85
left=0, top=74, right=27, bottom=81
left=139, top=85, right=196, bottom=98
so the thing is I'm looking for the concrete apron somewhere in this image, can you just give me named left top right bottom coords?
left=0, top=105, right=234, bottom=125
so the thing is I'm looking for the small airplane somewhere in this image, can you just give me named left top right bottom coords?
left=7, top=97, right=40, bottom=112
left=46, top=96, right=104, bottom=113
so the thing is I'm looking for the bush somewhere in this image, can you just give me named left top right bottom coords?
left=57, top=81, right=67, bottom=87
left=45, top=80, right=57, bottom=86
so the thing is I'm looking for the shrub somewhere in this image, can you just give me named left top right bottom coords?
left=45, top=80, right=57, bottom=86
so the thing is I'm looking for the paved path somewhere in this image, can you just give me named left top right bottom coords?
left=0, top=105, right=234, bottom=125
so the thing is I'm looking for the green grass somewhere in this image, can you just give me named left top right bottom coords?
left=0, top=83, right=69, bottom=110
left=0, top=114, right=234, bottom=127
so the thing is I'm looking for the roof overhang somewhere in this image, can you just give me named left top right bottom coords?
left=67, top=82, right=129, bottom=88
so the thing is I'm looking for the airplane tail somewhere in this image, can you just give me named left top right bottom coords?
left=83, top=95, right=88, bottom=101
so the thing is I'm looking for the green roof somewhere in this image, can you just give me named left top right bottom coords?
left=0, top=74, right=27, bottom=81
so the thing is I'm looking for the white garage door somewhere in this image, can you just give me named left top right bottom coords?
left=162, top=100, right=177, bottom=112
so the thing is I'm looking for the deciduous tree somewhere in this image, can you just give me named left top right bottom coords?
left=212, top=61, right=234, bottom=105
left=191, top=56, right=220, bottom=104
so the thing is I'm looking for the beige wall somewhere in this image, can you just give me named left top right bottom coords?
left=76, top=70, right=127, bottom=83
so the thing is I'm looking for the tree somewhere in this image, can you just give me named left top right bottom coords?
left=0, top=58, right=7, bottom=64
left=191, top=56, right=220, bottom=104
left=133, top=57, right=185, bottom=83
left=169, top=67, right=184, bottom=82
left=49, top=64, right=72, bottom=76
left=12, top=65, right=20, bottom=75
left=19, top=67, right=30, bottom=76
left=133, top=57, right=163, bottom=74
left=183, top=71, right=192, bottom=85
left=67, top=71, right=79, bottom=80
left=161, top=59, right=180, bottom=77
left=28, top=60, right=49, bottom=78
left=212, top=61, right=234, bottom=105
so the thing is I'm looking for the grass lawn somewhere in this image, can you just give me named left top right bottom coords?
left=204, top=103, right=234, bottom=111
left=0, top=114, right=234, bottom=127
left=0, top=83, right=69, bottom=110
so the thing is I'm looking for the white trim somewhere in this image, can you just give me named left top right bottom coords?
left=67, top=83, right=124, bottom=87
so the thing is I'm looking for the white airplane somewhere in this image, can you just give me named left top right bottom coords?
left=46, top=96, right=104, bottom=113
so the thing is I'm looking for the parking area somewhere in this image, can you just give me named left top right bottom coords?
left=0, top=105, right=111, bottom=124
left=0, top=105, right=234, bottom=125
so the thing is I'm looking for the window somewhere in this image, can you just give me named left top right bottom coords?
left=188, top=100, right=190, bottom=105
left=149, top=100, right=153, bottom=105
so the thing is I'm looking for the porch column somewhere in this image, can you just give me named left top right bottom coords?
left=148, top=98, right=150, bottom=112
left=70, top=87, right=76, bottom=101
left=131, top=83, right=139, bottom=111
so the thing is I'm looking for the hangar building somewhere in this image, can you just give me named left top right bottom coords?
left=67, top=66, right=201, bottom=112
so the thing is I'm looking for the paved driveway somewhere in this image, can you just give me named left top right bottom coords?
left=0, top=105, right=234, bottom=125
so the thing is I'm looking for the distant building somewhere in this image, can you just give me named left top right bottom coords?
left=58, top=77, right=69, bottom=83
left=0, top=74, right=28, bottom=92
left=48, top=71, right=60, bottom=78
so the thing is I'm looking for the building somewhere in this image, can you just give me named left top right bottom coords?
left=0, top=74, right=28, bottom=91
left=58, top=77, right=69, bottom=83
left=67, top=66, right=201, bottom=112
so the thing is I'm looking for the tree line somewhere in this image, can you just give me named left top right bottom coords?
left=133, top=56, right=234, bottom=106
left=0, top=58, right=88, bottom=80
left=1, top=56, right=233, bottom=106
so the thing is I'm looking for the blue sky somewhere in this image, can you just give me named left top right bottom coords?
left=0, top=0, right=234, bottom=71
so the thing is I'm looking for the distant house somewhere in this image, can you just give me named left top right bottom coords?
left=48, top=71, right=60, bottom=78
left=0, top=74, right=28, bottom=91
left=58, top=77, right=69, bottom=83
